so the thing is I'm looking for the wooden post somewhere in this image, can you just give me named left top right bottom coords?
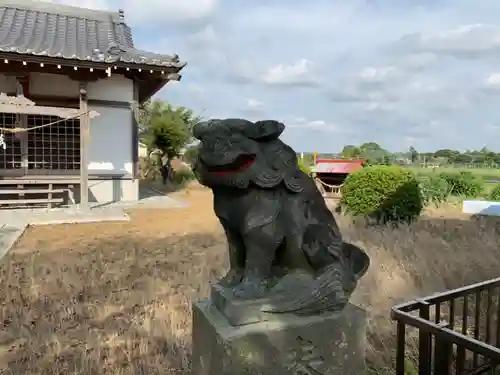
left=15, top=77, right=28, bottom=175
left=131, top=81, right=140, bottom=179
left=79, top=83, right=90, bottom=210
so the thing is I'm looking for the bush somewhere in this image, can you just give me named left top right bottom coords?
left=171, top=167, right=196, bottom=186
left=419, top=175, right=451, bottom=205
left=182, top=145, right=199, bottom=166
left=341, top=165, right=422, bottom=224
left=439, top=171, right=484, bottom=198
left=139, top=157, right=161, bottom=181
left=139, top=156, right=196, bottom=188
left=489, top=184, right=500, bottom=201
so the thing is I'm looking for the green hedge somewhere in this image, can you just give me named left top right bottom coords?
left=341, top=165, right=422, bottom=224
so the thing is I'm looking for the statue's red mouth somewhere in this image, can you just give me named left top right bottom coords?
left=207, top=154, right=256, bottom=175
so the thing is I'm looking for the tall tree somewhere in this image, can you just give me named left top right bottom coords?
left=340, top=145, right=361, bottom=159
left=409, top=146, right=419, bottom=163
left=359, top=142, right=382, bottom=152
left=359, top=142, right=389, bottom=164
left=139, top=100, right=202, bottom=183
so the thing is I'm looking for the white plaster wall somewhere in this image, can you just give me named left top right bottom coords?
left=87, top=75, right=134, bottom=102
left=0, top=74, right=17, bottom=93
left=82, top=76, right=137, bottom=201
left=88, top=105, right=133, bottom=175
left=69, top=179, right=138, bottom=203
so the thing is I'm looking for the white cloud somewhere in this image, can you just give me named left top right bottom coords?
left=398, top=23, right=500, bottom=57
left=484, top=123, right=500, bottom=133
left=123, top=0, right=218, bottom=24
left=363, top=102, right=396, bottom=112
left=259, top=59, right=319, bottom=86
left=187, top=25, right=219, bottom=46
left=246, top=98, right=263, bottom=108
left=44, top=0, right=218, bottom=25
left=401, top=53, right=437, bottom=71
left=484, top=73, right=500, bottom=88
left=40, top=0, right=110, bottom=9
left=305, top=120, right=341, bottom=133
left=358, top=66, right=396, bottom=83
left=184, top=84, right=206, bottom=102
left=240, top=98, right=265, bottom=117
left=285, top=116, right=342, bottom=133
left=408, top=81, right=439, bottom=93
left=406, top=120, right=444, bottom=137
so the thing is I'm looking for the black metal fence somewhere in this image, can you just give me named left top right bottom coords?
left=392, top=277, right=500, bottom=375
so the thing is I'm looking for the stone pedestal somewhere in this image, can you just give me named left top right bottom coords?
left=192, top=299, right=367, bottom=375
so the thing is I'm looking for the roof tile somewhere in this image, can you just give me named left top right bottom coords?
left=0, top=0, right=185, bottom=69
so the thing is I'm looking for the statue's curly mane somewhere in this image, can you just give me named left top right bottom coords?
left=194, top=119, right=307, bottom=192
left=257, top=139, right=306, bottom=193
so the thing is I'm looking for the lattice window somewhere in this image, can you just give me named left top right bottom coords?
left=0, top=113, right=22, bottom=170
left=27, top=115, right=80, bottom=172
left=0, top=113, right=80, bottom=174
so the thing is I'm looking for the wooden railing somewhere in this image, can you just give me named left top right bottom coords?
left=392, top=278, right=500, bottom=374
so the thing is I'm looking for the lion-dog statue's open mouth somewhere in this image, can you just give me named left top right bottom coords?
left=193, top=118, right=370, bottom=315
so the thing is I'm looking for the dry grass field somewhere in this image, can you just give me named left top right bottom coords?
left=1, top=183, right=500, bottom=374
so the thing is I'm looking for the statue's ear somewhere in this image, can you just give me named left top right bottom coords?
left=193, top=119, right=221, bottom=140
left=245, top=120, right=285, bottom=140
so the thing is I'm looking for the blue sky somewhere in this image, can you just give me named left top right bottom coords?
left=49, top=0, right=500, bottom=153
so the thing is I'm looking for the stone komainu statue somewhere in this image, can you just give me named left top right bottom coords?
left=193, top=118, right=370, bottom=315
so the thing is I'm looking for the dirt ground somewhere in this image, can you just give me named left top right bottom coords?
left=1, top=184, right=500, bottom=374
left=0, top=184, right=225, bottom=375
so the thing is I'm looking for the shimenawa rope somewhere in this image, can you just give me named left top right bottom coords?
left=315, top=178, right=343, bottom=190
left=0, top=110, right=91, bottom=133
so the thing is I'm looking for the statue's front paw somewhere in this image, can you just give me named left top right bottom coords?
left=219, top=268, right=244, bottom=287
left=233, top=277, right=269, bottom=299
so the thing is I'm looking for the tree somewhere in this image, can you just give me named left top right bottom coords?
left=359, top=142, right=382, bottom=152
left=454, top=153, right=473, bottom=164
left=382, top=155, right=392, bottom=165
left=182, top=144, right=200, bottom=166
left=359, top=142, right=390, bottom=165
left=434, top=149, right=460, bottom=163
left=341, top=145, right=361, bottom=159
left=409, top=146, right=419, bottom=163
left=139, top=100, right=202, bottom=184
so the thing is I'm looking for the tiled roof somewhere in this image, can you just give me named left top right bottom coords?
left=313, top=160, right=365, bottom=174
left=0, top=0, right=185, bottom=69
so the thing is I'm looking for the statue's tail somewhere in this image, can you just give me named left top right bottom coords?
left=261, top=226, right=370, bottom=315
